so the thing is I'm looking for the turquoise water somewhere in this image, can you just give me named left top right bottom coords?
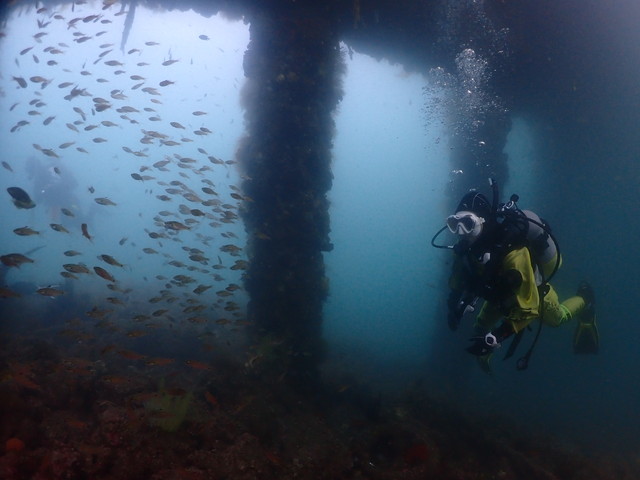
left=0, top=2, right=639, bottom=469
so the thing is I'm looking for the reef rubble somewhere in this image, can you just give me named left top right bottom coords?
left=0, top=334, right=636, bottom=480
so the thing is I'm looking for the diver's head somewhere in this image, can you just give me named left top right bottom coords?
left=447, top=190, right=491, bottom=244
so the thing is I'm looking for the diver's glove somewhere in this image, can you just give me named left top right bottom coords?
left=466, top=323, right=513, bottom=356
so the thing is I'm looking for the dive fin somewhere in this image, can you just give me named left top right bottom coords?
left=573, top=311, right=599, bottom=354
left=573, top=282, right=598, bottom=354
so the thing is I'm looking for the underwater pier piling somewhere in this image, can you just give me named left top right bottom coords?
left=237, top=4, right=344, bottom=385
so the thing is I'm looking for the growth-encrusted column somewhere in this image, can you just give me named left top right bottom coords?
left=237, top=3, right=344, bottom=387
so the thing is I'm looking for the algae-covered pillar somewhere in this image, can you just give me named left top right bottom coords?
left=237, top=3, right=344, bottom=386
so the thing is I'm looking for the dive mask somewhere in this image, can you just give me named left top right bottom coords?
left=446, top=211, right=485, bottom=237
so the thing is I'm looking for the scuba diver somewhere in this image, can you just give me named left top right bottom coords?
left=432, top=179, right=599, bottom=371
left=25, top=156, right=86, bottom=224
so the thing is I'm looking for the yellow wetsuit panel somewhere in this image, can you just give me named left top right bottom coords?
left=476, top=247, right=539, bottom=333
left=476, top=248, right=576, bottom=333
left=453, top=247, right=575, bottom=333
left=504, top=247, right=540, bottom=331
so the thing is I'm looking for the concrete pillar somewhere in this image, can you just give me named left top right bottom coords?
left=237, top=5, right=344, bottom=386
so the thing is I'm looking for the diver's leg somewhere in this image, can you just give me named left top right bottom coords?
left=544, top=283, right=598, bottom=353
left=540, top=285, right=576, bottom=327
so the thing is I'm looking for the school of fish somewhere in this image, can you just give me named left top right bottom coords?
left=1, top=0, right=252, bottom=365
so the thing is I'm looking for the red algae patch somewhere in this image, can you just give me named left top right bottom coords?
left=5, top=438, right=25, bottom=453
left=403, top=443, right=430, bottom=465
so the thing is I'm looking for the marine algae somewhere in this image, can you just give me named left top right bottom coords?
left=144, top=379, right=193, bottom=432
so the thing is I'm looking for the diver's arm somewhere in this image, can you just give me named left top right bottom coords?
left=446, top=254, right=477, bottom=331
